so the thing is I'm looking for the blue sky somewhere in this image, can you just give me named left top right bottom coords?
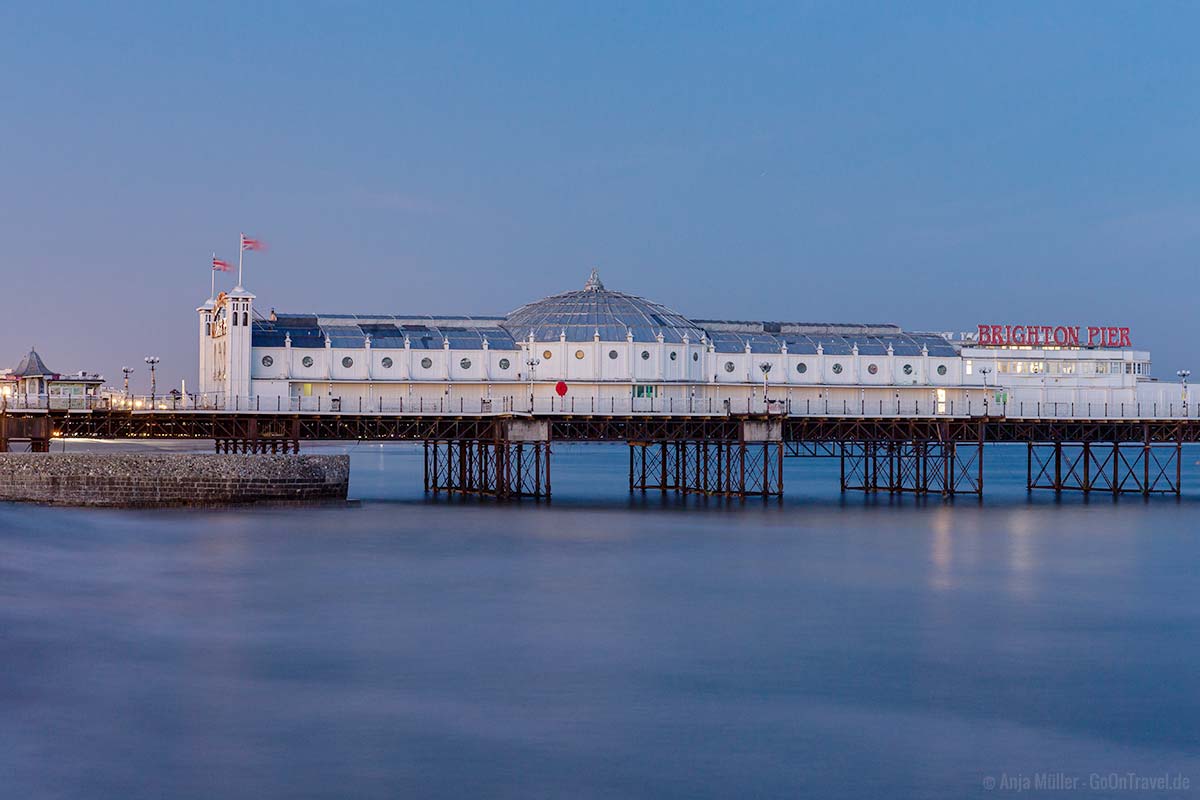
left=2, top=2, right=1198, bottom=390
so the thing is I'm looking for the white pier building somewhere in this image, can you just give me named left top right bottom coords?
left=197, top=270, right=1169, bottom=416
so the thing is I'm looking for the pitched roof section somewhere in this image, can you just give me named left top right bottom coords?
left=12, top=348, right=54, bottom=377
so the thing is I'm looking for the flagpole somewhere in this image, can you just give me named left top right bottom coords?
left=210, top=252, right=216, bottom=299
left=237, top=233, right=244, bottom=290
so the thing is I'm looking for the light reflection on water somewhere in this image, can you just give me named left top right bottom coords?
left=2, top=442, right=1199, bottom=799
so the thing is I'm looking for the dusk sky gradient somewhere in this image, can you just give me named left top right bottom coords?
left=3, top=2, right=1198, bottom=391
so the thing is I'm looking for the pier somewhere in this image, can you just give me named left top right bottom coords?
left=1, top=403, right=1195, bottom=499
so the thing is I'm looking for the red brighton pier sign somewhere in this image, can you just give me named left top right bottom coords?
left=976, top=324, right=1131, bottom=348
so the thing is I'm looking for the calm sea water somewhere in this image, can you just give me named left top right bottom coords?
left=3, top=442, right=1199, bottom=799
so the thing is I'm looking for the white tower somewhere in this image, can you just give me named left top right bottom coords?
left=224, top=285, right=256, bottom=401
left=196, top=296, right=215, bottom=397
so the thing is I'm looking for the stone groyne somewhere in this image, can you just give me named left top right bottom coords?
left=0, top=453, right=350, bottom=507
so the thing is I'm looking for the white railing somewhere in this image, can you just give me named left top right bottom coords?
left=5, top=393, right=1199, bottom=420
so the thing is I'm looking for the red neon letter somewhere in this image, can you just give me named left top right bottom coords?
left=1066, top=326, right=1080, bottom=346
left=977, top=324, right=991, bottom=345
left=992, top=325, right=1004, bottom=345
left=1107, top=326, right=1119, bottom=347
left=1086, top=326, right=1100, bottom=346
left=1119, top=327, right=1131, bottom=347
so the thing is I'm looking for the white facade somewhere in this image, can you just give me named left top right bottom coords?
left=196, top=273, right=1167, bottom=415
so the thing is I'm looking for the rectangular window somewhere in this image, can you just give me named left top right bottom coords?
left=964, top=359, right=973, bottom=375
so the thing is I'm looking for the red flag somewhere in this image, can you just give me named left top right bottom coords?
left=240, top=233, right=265, bottom=252
left=212, top=256, right=232, bottom=272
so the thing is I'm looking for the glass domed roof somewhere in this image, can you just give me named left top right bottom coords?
left=503, top=270, right=707, bottom=343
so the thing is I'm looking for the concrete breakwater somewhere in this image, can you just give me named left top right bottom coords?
left=0, top=453, right=350, bottom=507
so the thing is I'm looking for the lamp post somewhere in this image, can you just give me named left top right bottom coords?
left=1177, top=369, right=1190, bottom=417
left=525, top=355, right=541, bottom=413
left=980, top=367, right=991, bottom=386
left=144, top=356, right=160, bottom=404
left=758, top=362, right=772, bottom=411
left=121, top=366, right=134, bottom=398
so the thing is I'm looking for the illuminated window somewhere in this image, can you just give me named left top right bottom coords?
left=499, top=358, right=511, bottom=370
left=964, top=359, right=973, bottom=375
left=575, top=350, right=585, bottom=360
left=261, top=355, right=273, bottom=367
left=460, top=358, right=472, bottom=369
left=832, top=363, right=843, bottom=374
left=543, top=350, right=553, bottom=360
left=302, top=356, right=314, bottom=368
left=381, top=357, right=393, bottom=368
left=342, top=356, right=354, bottom=368
left=421, top=357, right=433, bottom=369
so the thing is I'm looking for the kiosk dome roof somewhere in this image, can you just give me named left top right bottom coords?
left=502, top=270, right=706, bottom=343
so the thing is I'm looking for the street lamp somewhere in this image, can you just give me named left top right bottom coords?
left=525, top=355, right=541, bottom=412
left=144, top=356, right=160, bottom=403
left=121, top=366, right=134, bottom=397
left=758, top=361, right=772, bottom=407
left=1178, top=369, right=1190, bottom=416
left=979, top=367, right=992, bottom=387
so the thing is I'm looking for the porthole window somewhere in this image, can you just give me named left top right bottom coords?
left=832, top=363, right=844, bottom=374
left=724, top=361, right=735, bottom=373
left=460, top=357, right=472, bottom=369
left=302, top=356, right=314, bottom=368
left=543, top=350, right=553, bottom=360
left=692, top=352, right=699, bottom=362
left=341, top=356, right=354, bottom=368
left=796, top=362, right=807, bottom=374
left=608, top=350, right=618, bottom=360
left=381, top=357, right=393, bottom=369
left=867, top=363, right=878, bottom=375
left=669, top=351, right=678, bottom=361
left=499, top=358, right=511, bottom=370
left=937, top=364, right=947, bottom=376
left=421, top=357, right=433, bottom=369
left=641, top=350, right=650, bottom=360
left=261, top=355, right=273, bottom=367
left=903, top=364, right=913, bottom=375
left=575, top=350, right=585, bottom=360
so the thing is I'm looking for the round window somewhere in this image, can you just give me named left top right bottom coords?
left=867, top=363, right=878, bottom=375
left=381, top=357, right=393, bottom=369
left=903, top=364, right=913, bottom=375
left=608, top=350, right=618, bottom=360
left=460, top=357, right=472, bottom=369
left=302, top=356, right=314, bottom=368
left=937, top=364, right=947, bottom=376
left=341, top=356, right=354, bottom=368
left=641, top=350, right=650, bottom=360
left=575, top=350, right=585, bottom=360
left=692, top=352, right=699, bottom=362
left=832, top=363, right=844, bottom=374
left=543, top=350, right=553, bottom=360
left=669, top=351, right=677, bottom=361
left=499, top=358, right=511, bottom=370
left=261, top=355, right=273, bottom=367
left=724, top=361, right=735, bottom=373
left=797, top=362, right=807, bottom=374
left=421, top=357, right=433, bottom=369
